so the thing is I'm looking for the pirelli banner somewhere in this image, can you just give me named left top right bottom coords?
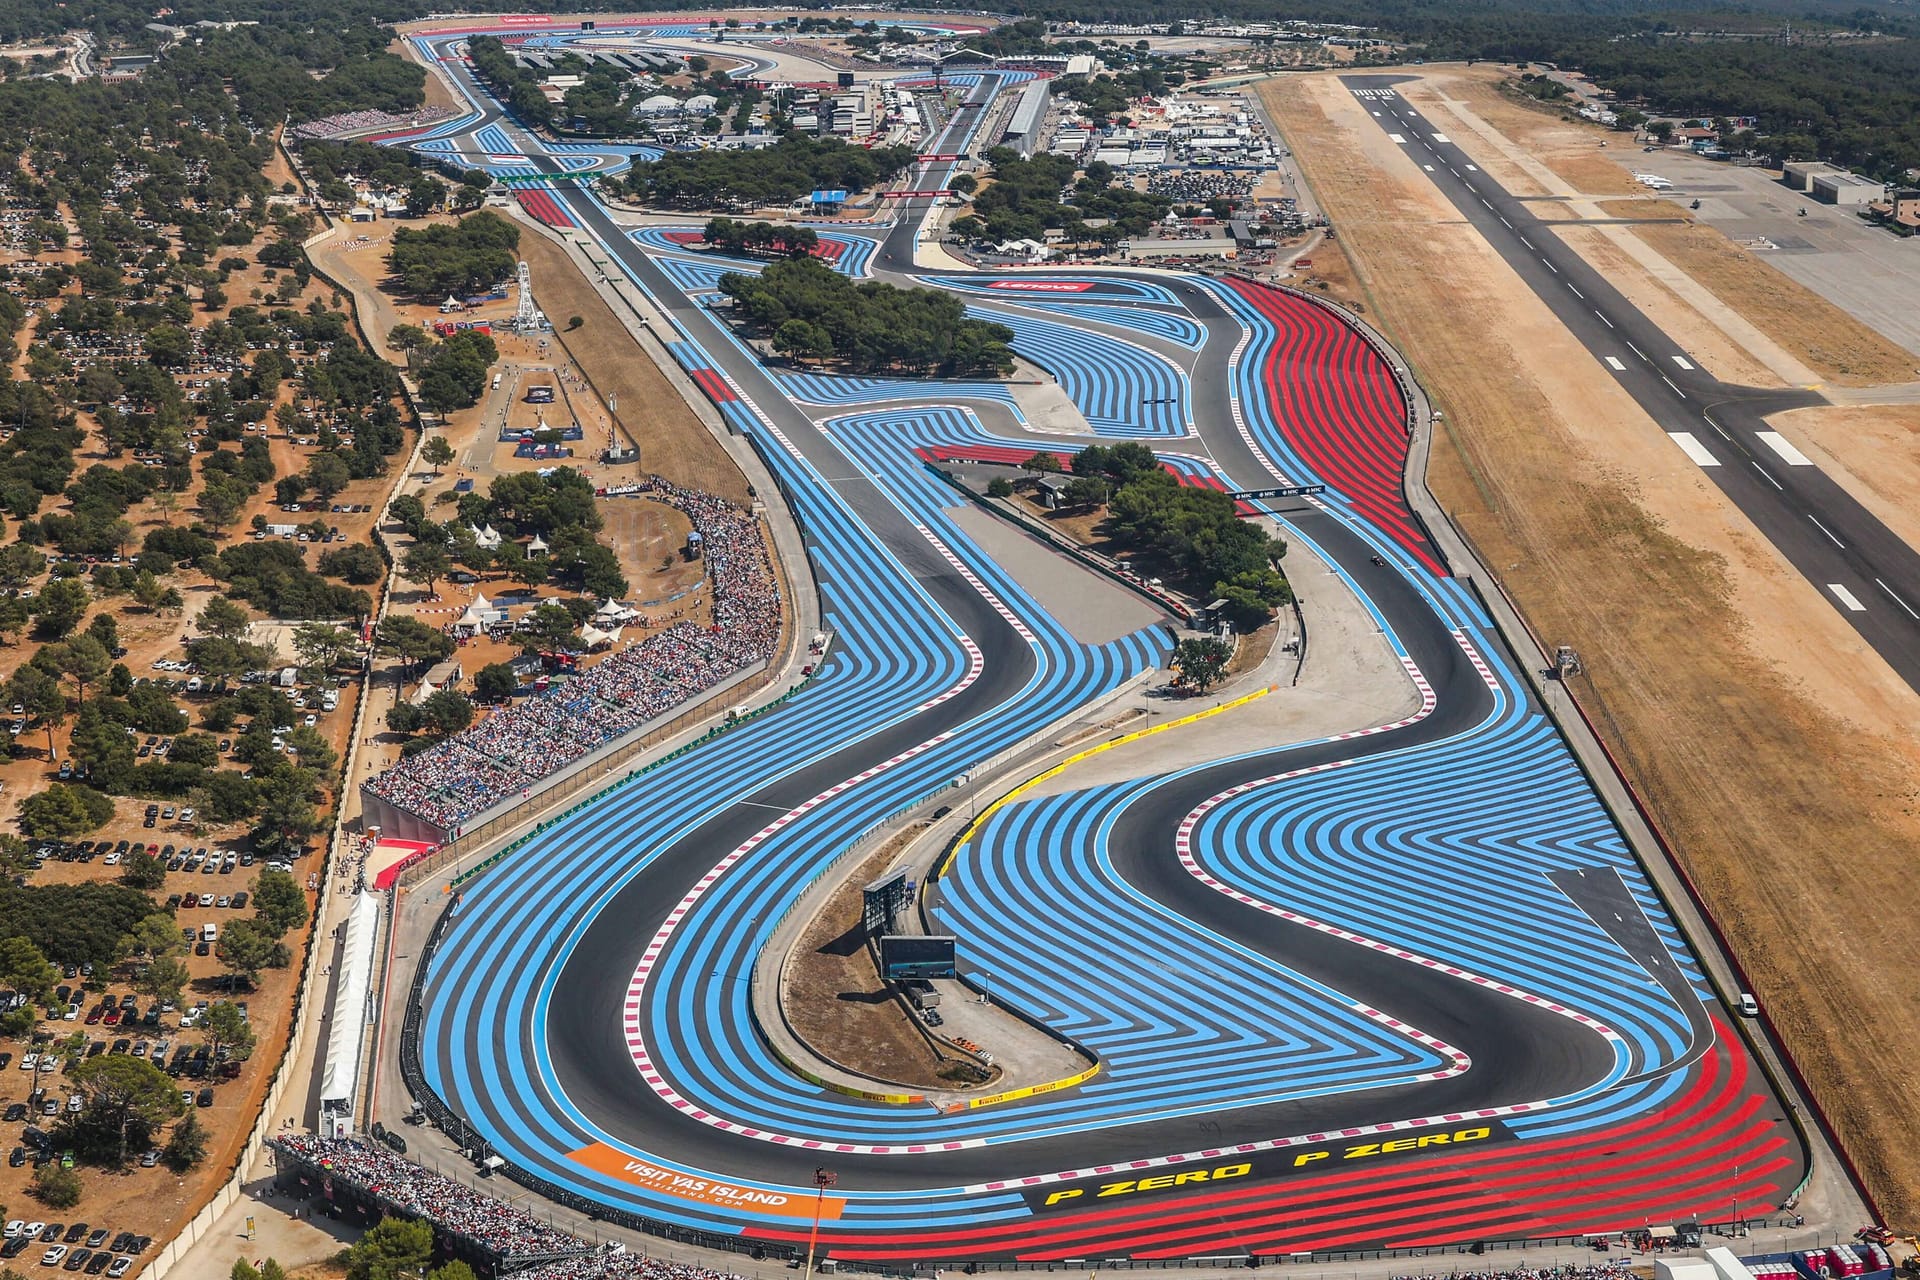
left=1023, top=1120, right=1515, bottom=1213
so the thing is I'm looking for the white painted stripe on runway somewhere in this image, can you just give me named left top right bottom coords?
left=1605, top=356, right=1626, bottom=371
left=1520, top=236, right=1534, bottom=249
left=1751, top=461, right=1784, bottom=490
left=1498, top=215, right=1512, bottom=227
left=1568, top=283, right=1584, bottom=299
left=1829, top=583, right=1867, bottom=612
left=1626, top=340, right=1646, bottom=360
left=1756, top=431, right=1813, bottom=466
left=1389, top=133, right=1406, bottom=143
left=1424, top=164, right=1433, bottom=171
left=1703, top=414, right=1730, bottom=440
left=1662, top=374, right=1687, bottom=398
left=1668, top=431, right=1719, bottom=466
left=1809, top=514, right=1845, bottom=548
left=1465, top=164, right=1478, bottom=171
left=1432, top=132, right=1451, bottom=142
left=1878, top=578, right=1920, bottom=619
left=1372, top=110, right=1381, bottom=116
left=1596, top=310, right=1613, bottom=328
left=1543, top=259, right=1558, bottom=273
left=1671, top=355, right=1694, bottom=370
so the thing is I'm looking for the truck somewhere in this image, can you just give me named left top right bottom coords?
left=276, top=668, right=298, bottom=688
left=902, top=980, right=940, bottom=1010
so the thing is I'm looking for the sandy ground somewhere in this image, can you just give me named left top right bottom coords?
left=1768, top=403, right=1920, bottom=558
left=1262, top=66, right=1920, bottom=1223
left=515, top=228, right=751, bottom=503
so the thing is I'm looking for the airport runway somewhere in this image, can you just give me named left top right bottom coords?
left=1345, top=74, right=1920, bottom=690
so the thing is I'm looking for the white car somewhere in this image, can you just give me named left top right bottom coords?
left=23, top=1225, right=46, bottom=1242
left=3, top=1222, right=22, bottom=1239
left=18, top=1053, right=36, bottom=1072
left=103, top=852, right=120, bottom=866
left=302, top=714, right=316, bottom=728
left=41, top=1244, right=67, bottom=1266
left=107, top=1258, right=133, bottom=1278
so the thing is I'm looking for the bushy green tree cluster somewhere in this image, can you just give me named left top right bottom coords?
left=720, top=257, right=1015, bottom=376
left=621, top=135, right=915, bottom=210
left=417, top=330, right=500, bottom=419
left=959, top=149, right=1170, bottom=247
left=213, top=542, right=375, bottom=621
left=385, top=212, right=519, bottom=301
left=702, top=218, right=820, bottom=258
left=467, top=36, right=555, bottom=130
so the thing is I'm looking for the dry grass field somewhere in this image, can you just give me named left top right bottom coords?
left=1260, top=68, right=1920, bottom=1223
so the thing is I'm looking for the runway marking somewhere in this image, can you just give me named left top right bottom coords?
left=1465, top=164, right=1478, bottom=171
left=1372, top=110, right=1381, bottom=116
left=1596, top=311, right=1613, bottom=329
left=1671, top=355, right=1694, bottom=370
left=1668, top=432, right=1719, bottom=467
left=1464, top=182, right=1476, bottom=193
left=1542, top=259, right=1558, bottom=274
left=1481, top=199, right=1492, bottom=210
left=1756, top=431, right=1813, bottom=466
left=1809, top=515, right=1845, bottom=548
left=1626, top=340, right=1646, bottom=360
left=1498, top=215, right=1511, bottom=227
left=1431, top=132, right=1451, bottom=143
left=1389, top=133, right=1406, bottom=143
left=1661, top=375, right=1687, bottom=399
left=1604, top=356, right=1626, bottom=371
left=1702, top=413, right=1729, bottom=440
left=1567, top=283, right=1584, bottom=299
left=1424, top=164, right=1434, bottom=171
left=1876, top=578, right=1920, bottom=619
left=1519, top=236, right=1534, bottom=250
left=1750, top=461, right=1784, bottom=490
left=1828, top=584, right=1867, bottom=612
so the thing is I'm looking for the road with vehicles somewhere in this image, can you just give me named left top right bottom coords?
left=370, top=27, right=1806, bottom=1263
left=1346, top=74, right=1920, bottom=690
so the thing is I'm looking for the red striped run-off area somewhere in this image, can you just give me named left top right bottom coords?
left=515, top=189, right=574, bottom=229
left=689, top=368, right=736, bottom=402
left=749, top=1030, right=1792, bottom=1260
left=1221, top=279, right=1445, bottom=576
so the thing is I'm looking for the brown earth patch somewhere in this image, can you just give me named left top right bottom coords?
left=1264, top=67, right=1920, bottom=1224
left=1767, top=404, right=1920, bottom=556
left=514, top=227, right=751, bottom=503
left=783, top=828, right=996, bottom=1092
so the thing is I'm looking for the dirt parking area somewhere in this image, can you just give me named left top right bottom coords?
left=1261, top=66, right=1920, bottom=1224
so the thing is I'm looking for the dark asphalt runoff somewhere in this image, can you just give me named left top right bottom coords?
left=1344, top=73, right=1920, bottom=691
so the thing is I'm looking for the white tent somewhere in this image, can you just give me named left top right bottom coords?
left=593, top=599, right=631, bottom=624
left=527, top=532, right=549, bottom=557
left=469, top=524, right=503, bottom=550
left=453, top=594, right=500, bottom=636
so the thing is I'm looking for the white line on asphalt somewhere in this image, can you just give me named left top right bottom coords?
left=1756, top=431, right=1813, bottom=466
left=1465, top=164, right=1478, bottom=171
left=1424, top=164, right=1434, bottom=171
left=1498, top=215, right=1512, bottom=227
left=1662, top=375, right=1687, bottom=398
left=1809, top=515, right=1845, bottom=548
left=1605, top=356, right=1626, bottom=371
left=1829, top=583, right=1867, bottom=612
left=1751, top=461, right=1784, bottom=490
left=1520, top=236, right=1534, bottom=249
left=1877, top=578, right=1920, bottom=619
left=1481, top=199, right=1493, bottom=209
left=1668, top=432, right=1719, bottom=466
left=1626, top=340, right=1646, bottom=360
left=1568, top=283, right=1584, bottom=299
left=1464, top=182, right=1476, bottom=192
left=1702, top=413, right=1730, bottom=440
left=1372, top=110, right=1381, bottom=116
left=1596, top=310, right=1613, bottom=328
left=1432, top=132, right=1451, bottom=142
left=1671, top=355, right=1694, bottom=370
left=1543, top=259, right=1558, bottom=273
left=1389, top=133, right=1406, bottom=143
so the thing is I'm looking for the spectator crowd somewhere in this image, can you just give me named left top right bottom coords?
left=363, top=479, right=782, bottom=833
left=289, top=105, right=457, bottom=140
left=275, top=1134, right=589, bottom=1262
left=1148, top=168, right=1255, bottom=202
left=1390, top=1266, right=1639, bottom=1280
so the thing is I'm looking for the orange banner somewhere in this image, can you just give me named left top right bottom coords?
left=567, top=1145, right=846, bottom=1221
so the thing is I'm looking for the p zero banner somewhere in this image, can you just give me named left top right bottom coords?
left=1022, top=1120, right=1516, bottom=1213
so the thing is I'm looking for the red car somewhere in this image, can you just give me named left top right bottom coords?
left=100, top=1010, right=120, bottom=1027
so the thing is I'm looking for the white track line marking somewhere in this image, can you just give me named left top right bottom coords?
left=1877, top=579, right=1920, bottom=619
left=1605, top=356, right=1626, bottom=371
left=1568, top=283, right=1584, bottom=299
left=1498, top=215, right=1512, bottom=227
left=1702, top=413, right=1730, bottom=440
left=1389, top=133, right=1406, bottom=144
left=1671, top=355, right=1694, bottom=370
left=1626, top=340, right=1646, bottom=360
left=1809, top=515, right=1845, bottom=548
left=1424, top=164, right=1433, bottom=171
left=1751, top=461, right=1784, bottom=490
left=1756, top=431, right=1813, bottom=466
left=1829, top=584, right=1866, bottom=612
left=1465, top=163, right=1478, bottom=171
left=1596, top=310, right=1613, bottom=329
left=1661, top=375, right=1687, bottom=398
left=1519, top=236, right=1534, bottom=249
left=1431, top=132, right=1451, bottom=143
left=1668, top=432, right=1718, bottom=467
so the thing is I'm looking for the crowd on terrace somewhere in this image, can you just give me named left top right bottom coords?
left=362, top=479, right=780, bottom=832
left=289, top=105, right=457, bottom=140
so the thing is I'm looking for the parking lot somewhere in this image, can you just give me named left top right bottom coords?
left=1609, top=149, right=1920, bottom=359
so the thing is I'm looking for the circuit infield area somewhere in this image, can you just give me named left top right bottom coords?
left=383, top=19, right=1805, bottom=1262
